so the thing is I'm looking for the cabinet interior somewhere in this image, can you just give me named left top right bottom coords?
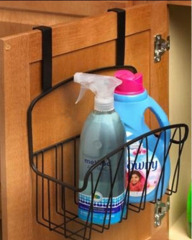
left=169, top=5, right=191, bottom=228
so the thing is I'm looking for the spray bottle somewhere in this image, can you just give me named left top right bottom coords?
left=74, top=72, right=126, bottom=225
left=114, top=70, right=170, bottom=203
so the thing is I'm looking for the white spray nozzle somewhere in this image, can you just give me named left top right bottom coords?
left=74, top=72, right=122, bottom=112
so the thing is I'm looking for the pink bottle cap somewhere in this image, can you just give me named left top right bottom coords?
left=114, top=70, right=145, bottom=95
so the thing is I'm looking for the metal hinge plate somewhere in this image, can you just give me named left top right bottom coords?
left=154, top=197, right=170, bottom=227
left=154, top=34, right=170, bottom=62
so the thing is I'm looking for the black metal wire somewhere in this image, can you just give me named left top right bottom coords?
left=27, top=65, right=136, bottom=189
left=27, top=60, right=189, bottom=240
left=30, top=121, right=188, bottom=240
left=28, top=14, right=190, bottom=239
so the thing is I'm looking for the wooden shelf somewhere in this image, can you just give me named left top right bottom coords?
left=168, top=1, right=191, bottom=7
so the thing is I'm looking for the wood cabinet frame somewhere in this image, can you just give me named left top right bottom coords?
left=0, top=2, right=170, bottom=240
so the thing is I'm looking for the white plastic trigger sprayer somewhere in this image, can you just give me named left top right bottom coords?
left=74, top=72, right=122, bottom=111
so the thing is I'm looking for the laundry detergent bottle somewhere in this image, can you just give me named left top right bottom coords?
left=114, top=70, right=170, bottom=203
left=74, top=72, right=126, bottom=225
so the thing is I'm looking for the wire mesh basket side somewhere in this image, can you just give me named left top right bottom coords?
left=31, top=124, right=188, bottom=240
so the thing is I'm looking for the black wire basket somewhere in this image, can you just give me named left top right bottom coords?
left=28, top=18, right=189, bottom=239
left=27, top=68, right=189, bottom=240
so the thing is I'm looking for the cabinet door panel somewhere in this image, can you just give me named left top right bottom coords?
left=0, top=2, right=169, bottom=240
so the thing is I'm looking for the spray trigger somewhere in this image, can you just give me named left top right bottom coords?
left=75, top=86, right=87, bottom=104
left=74, top=72, right=122, bottom=112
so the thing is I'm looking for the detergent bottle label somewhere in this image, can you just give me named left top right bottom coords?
left=126, top=133, right=161, bottom=197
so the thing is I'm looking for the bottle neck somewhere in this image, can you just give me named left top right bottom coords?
left=94, top=97, right=114, bottom=112
left=114, top=90, right=148, bottom=102
left=93, top=109, right=115, bottom=114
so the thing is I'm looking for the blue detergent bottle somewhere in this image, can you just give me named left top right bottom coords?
left=74, top=72, right=126, bottom=225
left=114, top=70, right=170, bottom=203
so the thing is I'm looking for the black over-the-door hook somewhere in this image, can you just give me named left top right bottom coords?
left=33, top=26, right=52, bottom=92
left=108, top=8, right=126, bottom=66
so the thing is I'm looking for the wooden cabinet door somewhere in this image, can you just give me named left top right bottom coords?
left=0, top=2, right=169, bottom=240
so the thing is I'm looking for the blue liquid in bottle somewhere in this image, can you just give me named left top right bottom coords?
left=74, top=72, right=126, bottom=225
left=78, top=110, right=125, bottom=224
